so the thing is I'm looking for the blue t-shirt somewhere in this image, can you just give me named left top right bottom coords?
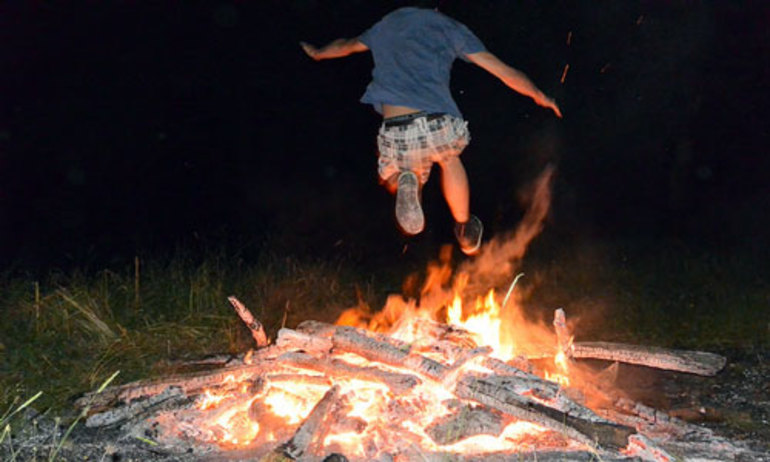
left=358, top=7, right=486, bottom=118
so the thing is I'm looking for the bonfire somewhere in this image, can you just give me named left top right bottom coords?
left=74, top=168, right=753, bottom=461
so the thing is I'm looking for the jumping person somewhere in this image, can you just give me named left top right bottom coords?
left=301, top=2, right=561, bottom=255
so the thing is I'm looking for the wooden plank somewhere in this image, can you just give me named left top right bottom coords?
left=75, top=346, right=285, bottom=411
left=276, top=328, right=333, bottom=355
left=85, top=386, right=187, bottom=428
left=298, top=321, right=450, bottom=381
left=571, top=341, right=727, bottom=376
left=455, top=375, right=636, bottom=450
left=278, top=351, right=420, bottom=394
left=482, top=357, right=557, bottom=391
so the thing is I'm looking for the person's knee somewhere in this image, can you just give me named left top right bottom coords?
left=381, top=173, right=399, bottom=193
left=439, top=156, right=463, bottom=171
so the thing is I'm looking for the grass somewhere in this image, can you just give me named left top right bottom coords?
left=523, top=237, right=770, bottom=349
left=0, top=247, right=378, bottom=415
left=1, top=236, right=767, bottom=419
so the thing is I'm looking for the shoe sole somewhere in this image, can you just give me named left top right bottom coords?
left=459, top=215, right=483, bottom=255
left=395, top=172, right=424, bottom=235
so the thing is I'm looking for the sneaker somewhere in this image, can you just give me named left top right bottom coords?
left=395, top=171, right=424, bottom=235
left=454, top=215, right=483, bottom=255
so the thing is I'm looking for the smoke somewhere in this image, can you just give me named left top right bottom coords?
left=457, top=164, right=556, bottom=297
left=335, top=164, right=557, bottom=334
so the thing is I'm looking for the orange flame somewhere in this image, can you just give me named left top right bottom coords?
left=545, top=350, right=571, bottom=386
left=183, top=166, right=585, bottom=456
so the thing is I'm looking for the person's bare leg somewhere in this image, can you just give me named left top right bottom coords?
left=438, top=157, right=470, bottom=223
left=440, top=157, right=483, bottom=254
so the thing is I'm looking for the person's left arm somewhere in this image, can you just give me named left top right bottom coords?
left=300, top=38, right=369, bottom=61
left=466, top=51, right=562, bottom=118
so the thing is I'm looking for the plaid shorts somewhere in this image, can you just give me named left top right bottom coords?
left=377, top=112, right=470, bottom=184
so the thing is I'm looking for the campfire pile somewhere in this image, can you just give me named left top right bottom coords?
left=74, top=293, right=754, bottom=462
left=71, top=168, right=760, bottom=461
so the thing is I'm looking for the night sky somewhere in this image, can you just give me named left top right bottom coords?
left=2, top=1, right=769, bottom=272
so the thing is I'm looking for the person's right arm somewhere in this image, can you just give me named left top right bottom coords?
left=466, top=51, right=562, bottom=118
left=300, top=38, right=369, bottom=61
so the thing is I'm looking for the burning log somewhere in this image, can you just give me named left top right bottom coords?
left=553, top=308, right=573, bottom=358
left=571, top=341, right=726, bottom=376
left=397, top=318, right=482, bottom=349
left=395, top=450, right=636, bottom=461
left=425, top=404, right=504, bottom=445
left=276, top=328, right=333, bottom=355
left=67, top=288, right=744, bottom=462
left=75, top=346, right=284, bottom=412
left=444, top=346, right=493, bottom=376
left=482, top=357, right=556, bottom=389
left=280, top=384, right=341, bottom=460
left=393, top=450, right=639, bottom=461
left=85, top=386, right=188, bottom=428
left=454, top=374, right=636, bottom=450
left=162, top=353, right=240, bottom=370
left=298, top=321, right=451, bottom=381
left=279, top=351, right=420, bottom=394
left=228, top=296, right=268, bottom=347
left=626, top=434, right=677, bottom=462
left=298, top=320, right=410, bottom=351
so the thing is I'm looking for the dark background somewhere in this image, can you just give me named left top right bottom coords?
left=1, top=1, right=768, bottom=273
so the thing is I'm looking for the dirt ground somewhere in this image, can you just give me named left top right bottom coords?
left=621, top=347, right=770, bottom=457
left=3, top=348, right=770, bottom=461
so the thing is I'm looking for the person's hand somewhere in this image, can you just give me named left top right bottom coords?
left=300, top=41, right=321, bottom=61
left=536, top=94, right=562, bottom=118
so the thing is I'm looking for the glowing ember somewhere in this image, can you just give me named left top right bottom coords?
left=186, top=274, right=584, bottom=457
left=155, top=167, right=618, bottom=458
left=550, top=350, right=572, bottom=386
left=263, top=382, right=327, bottom=424
left=211, top=403, right=260, bottom=445
left=81, top=164, right=743, bottom=461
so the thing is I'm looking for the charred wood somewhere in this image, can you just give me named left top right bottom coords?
left=444, top=346, right=493, bottom=379
left=455, top=375, right=636, bottom=450
left=481, top=356, right=535, bottom=377
left=425, top=404, right=504, bottom=445
left=228, top=296, right=268, bottom=347
left=265, top=373, right=332, bottom=388
left=276, top=328, right=333, bottom=355
left=278, top=351, right=420, bottom=394
left=395, top=450, right=637, bottom=461
left=481, top=357, right=553, bottom=389
left=75, top=347, right=285, bottom=412
left=298, top=321, right=450, bottom=381
left=571, top=341, right=727, bottom=376
left=553, top=308, right=573, bottom=357
left=397, top=318, right=481, bottom=349
left=160, top=353, right=240, bottom=371
left=85, top=386, right=188, bottom=428
left=298, top=320, right=411, bottom=352
left=281, top=385, right=341, bottom=460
